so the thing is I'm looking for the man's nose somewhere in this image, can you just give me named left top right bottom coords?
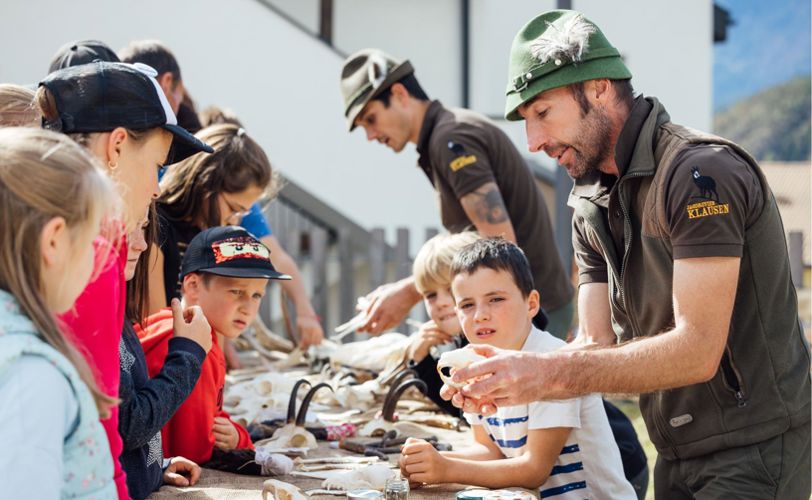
left=525, top=120, right=549, bottom=154
left=365, top=127, right=377, bottom=142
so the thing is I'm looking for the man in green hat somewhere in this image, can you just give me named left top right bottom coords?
left=339, top=48, right=575, bottom=339
left=442, top=10, right=811, bottom=498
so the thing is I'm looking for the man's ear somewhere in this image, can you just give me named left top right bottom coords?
left=389, top=82, right=409, bottom=106
left=589, top=79, right=612, bottom=104
left=527, top=289, right=541, bottom=318
left=182, top=273, right=201, bottom=302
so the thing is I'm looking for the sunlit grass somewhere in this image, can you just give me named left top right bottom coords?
left=607, top=397, right=657, bottom=500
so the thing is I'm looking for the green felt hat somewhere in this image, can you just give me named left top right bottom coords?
left=504, top=10, right=631, bottom=121
left=340, top=48, right=414, bottom=131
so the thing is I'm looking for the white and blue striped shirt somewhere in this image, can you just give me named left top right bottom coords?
left=464, top=328, right=635, bottom=499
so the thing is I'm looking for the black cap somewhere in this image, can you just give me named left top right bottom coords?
left=48, top=40, right=121, bottom=73
left=39, top=61, right=213, bottom=163
left=181, top=226, right=291, bottom=281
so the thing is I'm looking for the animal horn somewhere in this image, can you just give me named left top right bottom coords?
left=381, top=368, right=417, bottom=410
left=296, top=382, right=334, bottom=427
left=389, top=368, right=417, bottom=388
left=287, top=379, right=312, bottom=424
left=382, top=378, right=427, bottom=422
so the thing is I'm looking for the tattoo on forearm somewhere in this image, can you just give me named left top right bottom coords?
left=472, top=185, right=509, bottom=224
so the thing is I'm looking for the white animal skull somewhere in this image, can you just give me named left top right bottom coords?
left=255, top=380, right=332, bottom=451
left=437, top=348, right=487, bottom=388
left=261, top=479, right=306, bottom=500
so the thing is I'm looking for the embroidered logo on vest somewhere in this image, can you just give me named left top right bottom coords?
left=686, top=167, right=729, bottom=219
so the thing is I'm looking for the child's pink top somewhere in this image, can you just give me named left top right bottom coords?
left=61, top=237, right=129, bottom=500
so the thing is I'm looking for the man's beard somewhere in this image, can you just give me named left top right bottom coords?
left=565, top=105, right=613, bottom=179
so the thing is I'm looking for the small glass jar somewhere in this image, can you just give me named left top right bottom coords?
left=347, top=489, right=384, bottom=499
left=384, top=476, right=410, bottom=500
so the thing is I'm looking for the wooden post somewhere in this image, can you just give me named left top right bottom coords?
left=319, top=0, right=333, bottom=45
left=310, top=227, right=329, bottom=326
left=395, top=228, right=412, bottom=332
left=416, top=228, right=441, bottom=322
left=789, top=231, right=804, bottom=288
left=369, top=228, right=386, bottom=290
left=338, top=228, right=356, bottom=325
left=281, top=227, right=302, bottom=333
left=395, top=228, right=411, bottom=280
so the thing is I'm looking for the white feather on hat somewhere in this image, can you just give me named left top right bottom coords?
left=529, top=13, right=596, bottom=66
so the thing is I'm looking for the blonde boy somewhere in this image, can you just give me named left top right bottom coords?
left=407, top=232, right=479, bottom=415
left=400, top=238, right=634, bottom=499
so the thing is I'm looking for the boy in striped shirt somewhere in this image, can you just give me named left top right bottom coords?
left=399, top=238, right=635, bottom=499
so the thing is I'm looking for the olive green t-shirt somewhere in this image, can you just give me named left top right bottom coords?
left=416, top=101, right=573, bottom=311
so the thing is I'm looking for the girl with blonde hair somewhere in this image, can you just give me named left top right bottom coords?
left=0, top=127, right=120, bottom=498
left=0, top=83, right=39, bottom=127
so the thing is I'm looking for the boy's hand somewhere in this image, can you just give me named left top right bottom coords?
left=407, top=321, right=455, bottom=362
left=163, top=456, right=201, bottom=487
left=296, top=315, right=324, bottom=350
left=171, top=298, right=212, bottom=353
left=399, top=437, right=448, bottom=486
left=213, top=416, right=239, bottom=450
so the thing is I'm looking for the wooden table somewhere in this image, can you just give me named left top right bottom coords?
left=147, top=425, right=519, bottom=499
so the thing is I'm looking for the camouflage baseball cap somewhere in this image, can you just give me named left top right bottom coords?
left=340, top=48, right=414, bottom=131
left=504, top=10, right=631, bottom=121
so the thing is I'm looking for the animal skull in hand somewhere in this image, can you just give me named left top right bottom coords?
left=437, top=348, right=487, bottom=388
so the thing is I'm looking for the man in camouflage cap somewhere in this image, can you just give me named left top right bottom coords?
left=443, top=10, right=810, bottom=498
left=339, top=49, right=574, bottom=339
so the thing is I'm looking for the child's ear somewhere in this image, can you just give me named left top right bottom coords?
left=182, top=273, right=200, bottom=302
left=527, top=289, right=541, bottom=318
left=40, top=216, right=68, bottom=269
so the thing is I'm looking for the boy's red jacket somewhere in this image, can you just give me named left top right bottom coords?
left=136, top=308, right=253, bottom=464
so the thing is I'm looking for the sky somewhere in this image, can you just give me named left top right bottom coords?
left=714, top=0, right=811, bottom=111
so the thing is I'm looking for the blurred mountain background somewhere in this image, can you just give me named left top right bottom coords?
left=713, top=0, right=810, bottom=160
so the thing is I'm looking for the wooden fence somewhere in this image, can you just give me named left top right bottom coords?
left=260, top=192, right=439, bottom=339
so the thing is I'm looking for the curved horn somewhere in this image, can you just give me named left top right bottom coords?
left=382, top=378, right=427, bottom=422
left=389, top=368, right=417, bottom=388
left=381, top=368, right=417, bottom=412
left=296, top=382, right=334, bottom=427
left=287, top=379, right=312, bottom=423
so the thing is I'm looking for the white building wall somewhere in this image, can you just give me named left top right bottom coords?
left=574, top=0, right=713, bottom=131
left=469, top=0, right=559, bottom=117
left=333, top=0, right=464, bottom=107
left=0, top=0, right=442, bottom=255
